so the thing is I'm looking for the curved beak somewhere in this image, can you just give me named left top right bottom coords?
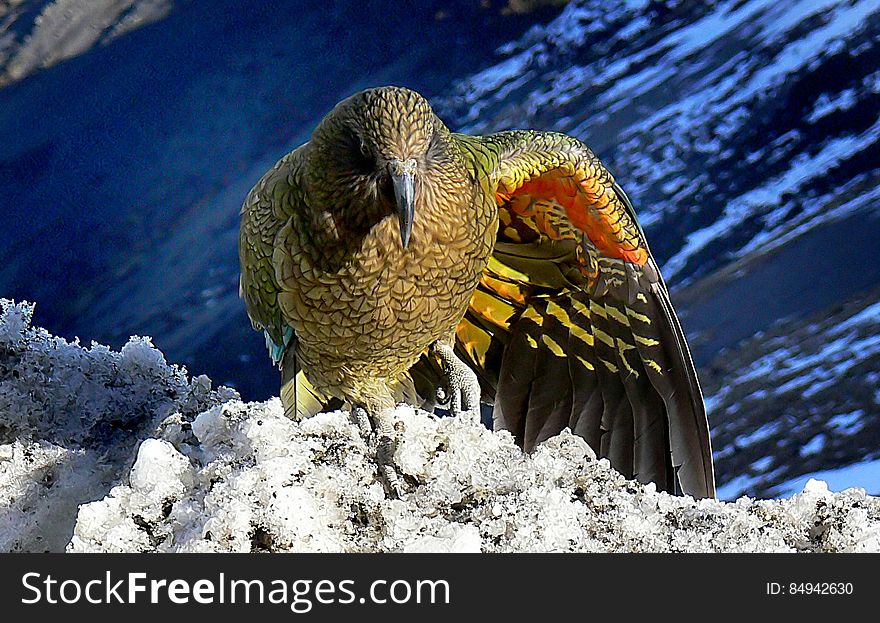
left=389, top=159, right=417, bottom=249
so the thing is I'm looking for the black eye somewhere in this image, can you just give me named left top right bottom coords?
left=349, top=134, right=374, bottom=173
left=379, top=174, right=395, bottom=205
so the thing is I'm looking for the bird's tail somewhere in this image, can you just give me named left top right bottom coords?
left=279, top=347, right=335, bottom=419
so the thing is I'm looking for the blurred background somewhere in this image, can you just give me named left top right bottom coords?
left=1, top=0, right=878, bottom=500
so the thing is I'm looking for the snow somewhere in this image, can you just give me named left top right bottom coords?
left=69, top=401, right=880, bottom=553
left=777, top=461, right=880, bottom=498
left=665, top=114, right=880, bottom=278
left=705, top=295, right=880, bottom=420
left=807, top=89, right=859, bottom=124
left=652, top=0, right=880, bottom=277
left=733, top=422, right=780, bottom=447
left=0, top=299, right=236, bottom=552
left=0, top=0, right=173, bottom=85
left=800, top=435, right=826, bottom=456
left=827, top=410, right=864, bottom=435
left=736, top=174, right=880, bottom=261
left=717, top=458, right=880, bottom=503
left=1, top=299, right=879, bottom=553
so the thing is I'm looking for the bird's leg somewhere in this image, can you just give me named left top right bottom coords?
left=373, top=407, right=406, bottom=498
left=351, top=404, right=405, bottom=498
left=351, top=405, right=373, bottom=439
left=431, top=340, right=481, bottom=421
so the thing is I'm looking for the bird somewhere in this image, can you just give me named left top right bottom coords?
left=239, top=85, right=715, bottom=498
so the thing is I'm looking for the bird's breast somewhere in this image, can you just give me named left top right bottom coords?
left=279, top=192, right=497, bottom=381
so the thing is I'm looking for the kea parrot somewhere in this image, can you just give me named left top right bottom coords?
left=239, top=86, right=715, bottom=498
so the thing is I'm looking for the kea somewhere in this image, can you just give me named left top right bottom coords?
left=239, top=86, right=715, bottom=498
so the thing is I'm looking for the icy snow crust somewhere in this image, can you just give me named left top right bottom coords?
left=0, top=299, right=235, bottom=552
left=2, top=300, right=879, bottom=553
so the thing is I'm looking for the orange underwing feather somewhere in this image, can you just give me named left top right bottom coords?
left=498, top=174, right=649, bottom=266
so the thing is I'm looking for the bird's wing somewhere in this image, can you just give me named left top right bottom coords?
left=239, top=146, right=330, bottom=419
left=455, top=130, right=715, bottom=498
left=239, top=149, right=299, bottom=351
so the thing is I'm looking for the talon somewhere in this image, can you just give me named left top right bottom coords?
left=351, top=406, right=373, bottom=438
left=354, top=405, right=408, bottom=498
left=431, top=341, right=482, bottom=419
left=376, top=432, right=405, bottom=496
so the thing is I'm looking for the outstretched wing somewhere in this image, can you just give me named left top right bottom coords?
left=455, top=130, right=715, bottom=498
left=239, top=146, right=328, bottom=419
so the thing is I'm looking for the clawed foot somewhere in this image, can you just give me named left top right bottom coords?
left=352, top=406, right=406, bottom=498
left=432, top=341, right=481, bottom=420
left=375, top=429, right=405, bottom=499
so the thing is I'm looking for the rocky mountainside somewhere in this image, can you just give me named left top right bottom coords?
left=1, top=0, right=878, bottom=499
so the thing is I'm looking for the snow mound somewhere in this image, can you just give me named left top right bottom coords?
left=70, top=402, right=880, bottom=553
left=2, top=299, right=879, bottom=552
left=0, top=299, right=235, bottom=551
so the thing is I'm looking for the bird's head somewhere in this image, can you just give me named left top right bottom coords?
left=307, top=86, right=455, bottom=249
